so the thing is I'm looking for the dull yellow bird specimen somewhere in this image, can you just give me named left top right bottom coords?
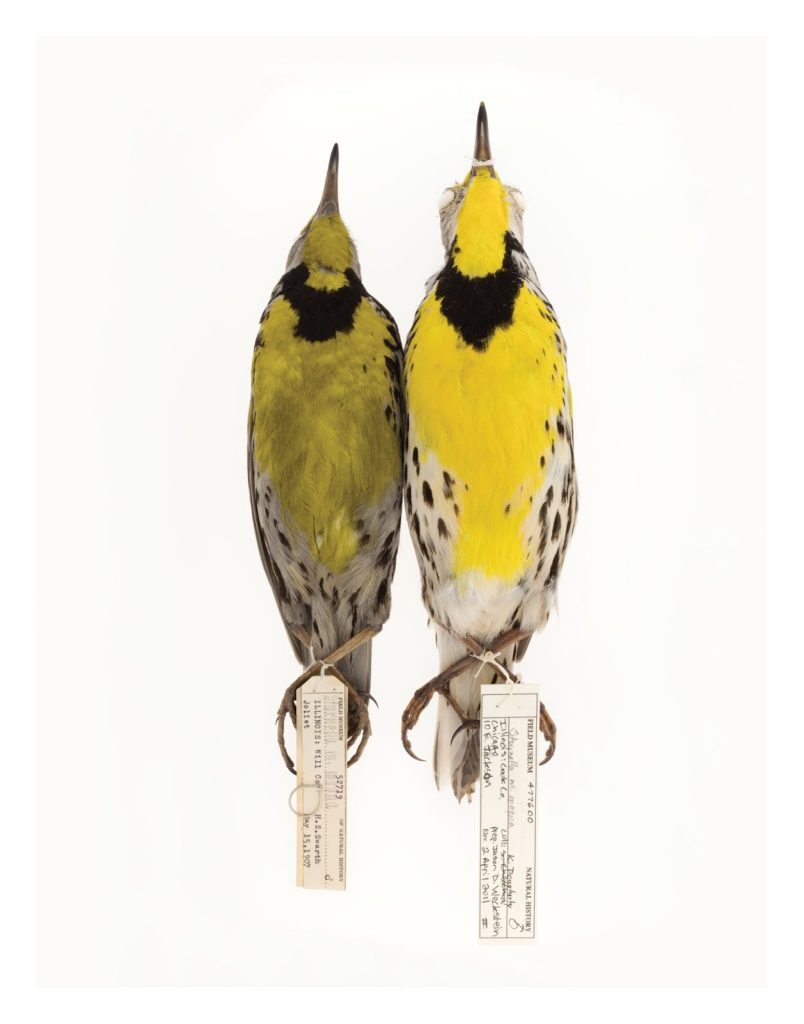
left=404, top=104, right=578, bottom=800
left=248, top=145, right=404, bottom=758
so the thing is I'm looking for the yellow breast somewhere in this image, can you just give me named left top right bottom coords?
left=406, top=286, right=568, bottom=583
left=251, top=297, right=401, bottom=574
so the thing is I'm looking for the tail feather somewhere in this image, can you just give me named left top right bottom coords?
left=431, top=631, right=484, bottom=801
left=339, top=640, right=372, bottom=698
left=433, top=628, right=516, bottom=801
left=433, top=696, right=462, bottom=790
left=338, top=639, right=372, bottom=740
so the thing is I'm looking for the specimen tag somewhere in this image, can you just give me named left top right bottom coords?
left=478, top=684, right=538, bottom=940
left=295, top=674, right=347, bottom=890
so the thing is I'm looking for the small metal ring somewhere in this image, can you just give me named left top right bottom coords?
left=288, top=782, right=321, bottom=816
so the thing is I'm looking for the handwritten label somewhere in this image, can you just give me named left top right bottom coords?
left=478, top=684, right=538, bottom=940
left=295, top=675, right=347, bottom=890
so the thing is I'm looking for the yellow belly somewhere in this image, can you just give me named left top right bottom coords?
left=406, top=286, right=569, bottom=582
left=251, top=296, right=401, bottom=574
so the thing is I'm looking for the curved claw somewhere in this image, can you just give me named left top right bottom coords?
left=538, top=702, right=557, bottom=766
left=450, top=718, right=479, bottom=745
left=402, top=728, right=426, bottom=762
left=400, top=681, right=440, bottom=763
left=345, top=689, right=371, bottom=759
left=347, top=717, right=372, bottom=766
left=401, top=700, right=427, bottom=760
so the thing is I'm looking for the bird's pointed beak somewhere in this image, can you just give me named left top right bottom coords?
left=471, top=102, right=495, bottom=177
left=317, top=143, right=339, bottom=216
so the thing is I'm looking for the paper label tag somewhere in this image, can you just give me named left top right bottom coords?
left=478, top=684, right=538, bottom=940
left=295, top=675, right=347, bottom=890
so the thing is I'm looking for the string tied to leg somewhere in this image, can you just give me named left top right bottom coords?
left=471, top=649, right=520, bottom=685
left=307, top=660, right=335, bottom=691
left=471, top=649, right=521, bottom=712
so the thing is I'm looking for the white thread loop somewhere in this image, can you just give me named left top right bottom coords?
left=472, top=650, right=501, bottom=679
left=472, top=157, right=495, bottom=168
left=471, top=650, right=519, bottom=689
left=309, top=660, right=334, bottom=692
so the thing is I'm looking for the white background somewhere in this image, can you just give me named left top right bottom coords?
left=37, top=37, right=766, bottom=986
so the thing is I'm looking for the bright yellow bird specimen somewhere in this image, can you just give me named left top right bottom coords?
left=248, top=145, right=404, bottom=753
left=404, top=105, right=578, bottom=800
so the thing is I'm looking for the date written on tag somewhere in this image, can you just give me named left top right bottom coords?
left=478, top=684, right=538, bottom=940
left=295, top=675, right=347, bottom=890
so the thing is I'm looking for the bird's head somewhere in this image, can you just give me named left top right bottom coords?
left=285, top=144, right=362, bottom=280
left=437, top=103, right=527, bottom=276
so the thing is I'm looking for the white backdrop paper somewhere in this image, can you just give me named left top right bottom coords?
left=37, top=36, right=766, bottom=986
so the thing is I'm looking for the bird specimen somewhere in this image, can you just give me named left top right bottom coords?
left=403, top=104, right=578, bottom=800
left=248, top=144, right=404, bottom=766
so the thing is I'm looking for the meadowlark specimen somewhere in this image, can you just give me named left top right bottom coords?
left=248, top=145, right=404, bottom=751
left=404, top=104, right=578, bottom=800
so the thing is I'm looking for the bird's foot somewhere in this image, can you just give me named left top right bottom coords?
left=276, top=671, right=372, bottom=774
left=400, top=625, right=532, bottom=763
left=275, top=625, right=380, bottom=775
left=401, top=677, right=470, bottom=762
